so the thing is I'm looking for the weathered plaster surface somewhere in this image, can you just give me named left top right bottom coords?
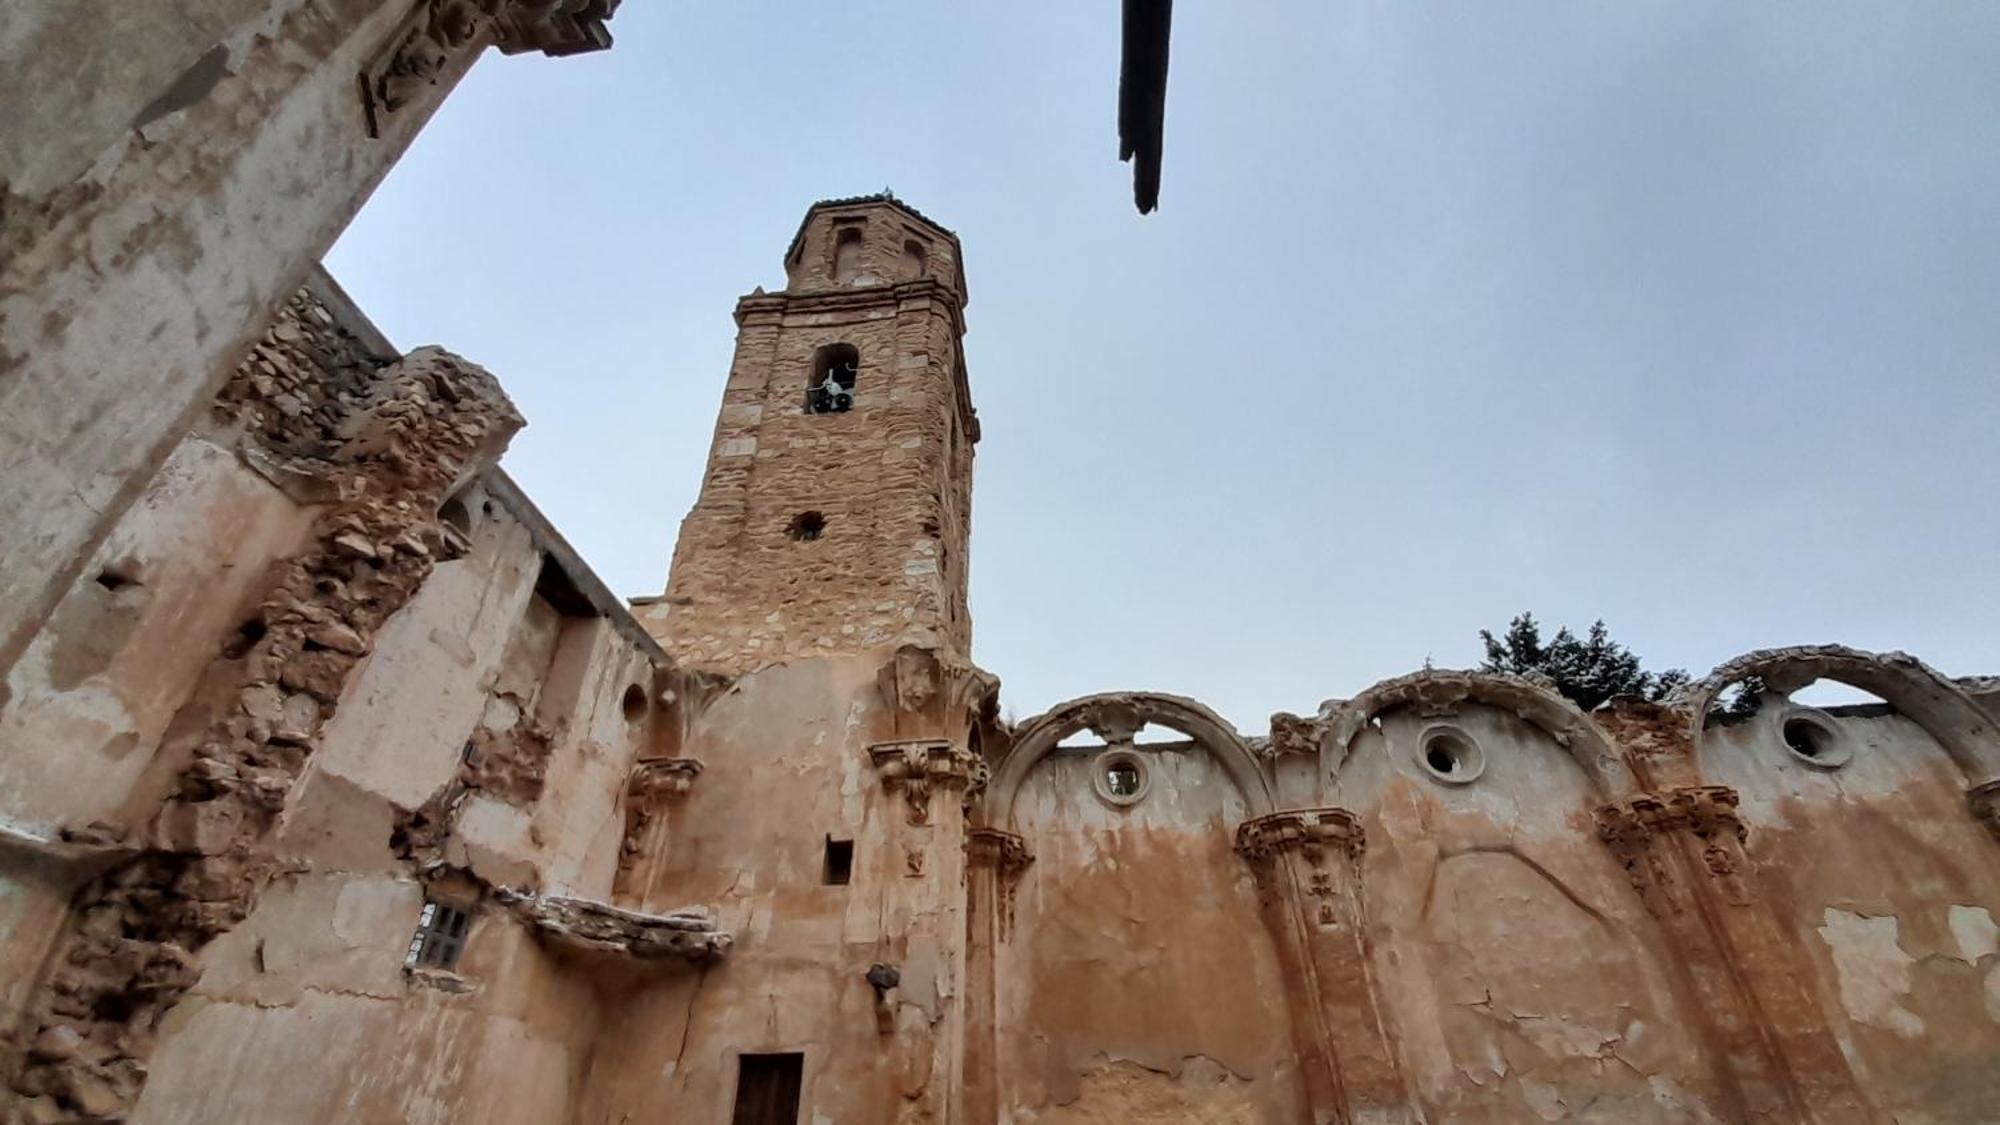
left=8, top=184, right=2000, bottom=1124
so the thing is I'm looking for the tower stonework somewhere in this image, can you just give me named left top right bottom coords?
left=641, top=194, right=977, bottom=673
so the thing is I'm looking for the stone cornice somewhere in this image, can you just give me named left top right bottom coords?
left=734, top=279, right=965, bottom=335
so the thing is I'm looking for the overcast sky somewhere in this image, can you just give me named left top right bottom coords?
left=327, top=2, right=2000, bottom=732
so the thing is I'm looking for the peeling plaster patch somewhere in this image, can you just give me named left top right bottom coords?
left=1818, top=908, right=1924, bottom=1038
left=1987, top=967, right=2000, bottom=1024
left=1947, top=905, right=1999, bottom=964
left=1520, top=1079, right=1566, bottom=1121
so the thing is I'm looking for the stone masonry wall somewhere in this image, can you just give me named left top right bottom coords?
left=641, top=199, right=977, bottom=674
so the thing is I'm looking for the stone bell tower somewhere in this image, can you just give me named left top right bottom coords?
left=640, top=194, right=977, bottom=672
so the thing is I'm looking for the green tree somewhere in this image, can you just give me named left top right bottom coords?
left=1478, top=613, right=1688, bottom=712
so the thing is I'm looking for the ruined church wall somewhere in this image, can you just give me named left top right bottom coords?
left=1696, top=708, right=2000, bottom=1118
left=1330, top=708, right=1726, bottom=1122
left=0, top=433, right=322, bottom=835
left=996, top=745, right=1307, bottom=1124
left=0, top=0, right=476, bottom=691
left=130, top=870, right=603, bottom=1125
left=583, top=652, right=969, bottom=1123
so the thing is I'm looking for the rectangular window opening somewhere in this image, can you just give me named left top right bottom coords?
left=405, top=899, right=472, bottom=970
left=822, top=837, right=853, bottom=886
left=732, top=1052, right=804, bottom=1125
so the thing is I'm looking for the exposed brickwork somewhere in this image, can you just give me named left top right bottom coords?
left=642, top=198, right=977, bottom=672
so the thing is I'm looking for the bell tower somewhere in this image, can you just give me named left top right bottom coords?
left=640, top=195, right=978, bottom=672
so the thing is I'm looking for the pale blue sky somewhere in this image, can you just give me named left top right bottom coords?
left=329, top=2, right=2000, bottom=731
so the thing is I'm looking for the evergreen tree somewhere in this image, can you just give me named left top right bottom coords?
left=1477, top=613, right=1687, bottom=711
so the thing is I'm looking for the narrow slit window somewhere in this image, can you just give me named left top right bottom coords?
left=405, top=899, right=472, bottom=970
left=823, top=837, right=853, bottom=886
left=732, top=1052, right=804, bottom=1125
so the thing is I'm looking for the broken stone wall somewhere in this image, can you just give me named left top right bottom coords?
left=124, top=428, right=674, bottom=1125
left=0, top=270, right=687, bottom=1121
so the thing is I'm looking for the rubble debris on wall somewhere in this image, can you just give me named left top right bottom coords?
left=5, top=291, right=523, bottom=1123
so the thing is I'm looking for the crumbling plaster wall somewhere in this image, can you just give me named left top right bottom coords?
left=0, top=270, right=686, bottom=1121
left=129, top=871, right=602, bottom=1125
left=1330, top=707, right=1725, bottom=1122
left=1696, top=705, right=2000, bottom=1118
left=998, top=743, right=1307, bottom=1123
left=0, top=0, right=477, bottom=692
left=583, top=652, right=970, bottom=1123
left=0, top=434, right=321, bottom=834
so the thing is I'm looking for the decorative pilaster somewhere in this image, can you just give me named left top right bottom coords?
left=1234, top=808, right=1409, bottom=1124
left=966, top=827, right=1033, bottom=937
left=868, top=739, right=983, bottom=826
left=614, top=758, right=702, bottom=900
left=1593, top=786, right=1868, bottom=1122
left=963, top=826, right=1032, bottom=1125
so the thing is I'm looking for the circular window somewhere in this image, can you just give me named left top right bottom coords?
left=1091, top=748, right=1150, bottom=807
left=621, top=684, right=649, bottom=723
left=1778, top=708, right=1850, bottom=769
left=1417, top=725, right=1486, bottom=785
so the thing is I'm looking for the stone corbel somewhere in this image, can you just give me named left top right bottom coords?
left=1594, top=785, right=1750, bottom=905
left=868, top=740, right=979, bottom=826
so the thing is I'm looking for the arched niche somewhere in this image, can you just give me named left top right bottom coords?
left=1683, top=645, right=2000, bottom=786
left=1324, top=669, right=1638, bottom=798
left=986, top=692, right=1273, bottom=828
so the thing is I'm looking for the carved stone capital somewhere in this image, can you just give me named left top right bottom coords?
left=965, top=827, right=1033, bottom=873
left=1593, top=785, right=1746, bottom=848
left=966, top=827, right=1032, bottom=936
left=868, top=740, right=981, bottom=825
left=1595, top=786, right=1751, bottom=905
left=1970, top=780, right=2000, bottom=842
left=1235, top=808, right=1365, bottom=865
